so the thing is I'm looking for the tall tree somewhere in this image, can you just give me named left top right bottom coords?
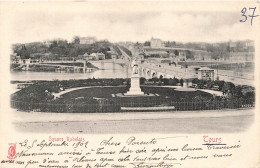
left=144, top=41, right=151, bottom=46
left=20, top=45, right=30, bottom=59
left=73, top=36, right=80, bottom=44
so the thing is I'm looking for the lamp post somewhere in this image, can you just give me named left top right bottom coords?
left=217, top=61, right=219, bottom=80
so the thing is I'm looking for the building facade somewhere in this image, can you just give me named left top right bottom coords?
left=79, top=37, right=96, bottom=44
left=151, top=38, right=163, bottom=48
left=89, top=53, right=105, bottom=60
left=198, top=67, right=214, bottom=80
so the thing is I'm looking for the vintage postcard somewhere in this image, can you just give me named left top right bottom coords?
left=0, top=1, right=259, bottom=168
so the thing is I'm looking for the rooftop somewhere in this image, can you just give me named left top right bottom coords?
left=198, top=67, right=214, bottom=71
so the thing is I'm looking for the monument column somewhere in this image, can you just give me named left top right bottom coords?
left=125, top=59, right=144, bottom=96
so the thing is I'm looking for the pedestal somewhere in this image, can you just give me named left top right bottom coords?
left=183, top=80, right=188, bottom=88
left=125, top=74, right=144, bottom=96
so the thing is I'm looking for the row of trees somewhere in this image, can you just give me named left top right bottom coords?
left=112, top=45, right=122, bottom=56
left=191, top=79, right=254, bottom=99
left=119, top=46, right=132, bottom=56
left=13, top=39, right=113, bottom=60
left=141, top=77, right=254, bottom=99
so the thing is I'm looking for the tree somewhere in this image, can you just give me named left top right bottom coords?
left=159, top=75, right=163, bottom=81
left=222, top=82, right=235, bottom=95
left=180, top=79, right=184, bottom=87
left=186, top=50, right=194, bottom=60
left=144, top=41, right=151, bottom=46
left=113, top=45, right=122, bottom=55
left=245, top=91, right=255, bottom=99
left=165, top=41, right=176, bottom=47
left=162, top=78, right=169, bottom=85
left=140, top=77, right=146, bottom=85
left=171, top=77, right=179, bottom=86
left=206, top=80, right=214, bottom=89
left=213, top=80, right=225, bottom=91
left=73, top=36, right=80, bottom=44
left=20, top=45, right=30, bottom=59
left=50, top=40, right=58, bottom=49
left=174, top=50, right=179, bottom=56
left=151, top=77, right=159, bottom=84
left=233, top=85, right=243, bottom=98
left=119, top=46, right=132, bottom=56
left=195, top=79, right=207, bottom=89
left=166, top=51, right=170, bottom=57
left=192, top=78, right=199, bottom=84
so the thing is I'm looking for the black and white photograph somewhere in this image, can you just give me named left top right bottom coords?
left=7, top=2, right=256, bottom=134
left=0, top=2, right=259, bottom=168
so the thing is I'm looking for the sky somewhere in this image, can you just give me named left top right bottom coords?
left=1, top=2, right=258, bottom=44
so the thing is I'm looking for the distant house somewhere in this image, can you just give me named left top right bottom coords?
left=84, top=52, right=105, bottom=61
left=77, top=53, right=90, bottom=60
left=198, top=67, right=214, bottom=80
left=84, top=53, right=96, bottom=60
left=178, top=51, right=186, bottom=61
left=111, top=53, right=118, bottom=60
left=245, top=41, right=254, bottom=48
left=245, top=41, right=254, bottom=51
left=97, top=53, right=105, bottom=60
left=80, top=53, right=90, bottom=60
left=151, top=38, right=163, bottom=48
left=79, top=37, right=96, bottom=44
left=43, top=41, right=52, bottom=47
left=88, top=53, right=106, bottom=60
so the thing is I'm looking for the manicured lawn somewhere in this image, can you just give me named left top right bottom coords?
left=61, top=86, right=129, bottom=99
left=58, top=86, right=212, bottom=106
left=11, top=79, right=254, bottom=113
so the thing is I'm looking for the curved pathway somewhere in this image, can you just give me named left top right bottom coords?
left=53, top=86, right=122, bottom=98
left=53, top=86, right=92, bottom=98
left=53, top=85, right=223, bottom=99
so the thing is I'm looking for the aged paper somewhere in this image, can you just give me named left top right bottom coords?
left=0, top=1, right=259, bottom=168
